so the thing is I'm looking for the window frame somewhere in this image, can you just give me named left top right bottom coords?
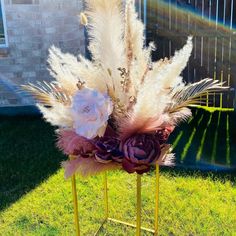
left=0, top=0, right=8, bottom=48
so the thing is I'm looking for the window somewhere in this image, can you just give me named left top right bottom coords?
left=0, top=0, right=8, bottom=47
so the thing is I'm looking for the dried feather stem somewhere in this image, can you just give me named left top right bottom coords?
left=140, top=64, right=150, bottom=84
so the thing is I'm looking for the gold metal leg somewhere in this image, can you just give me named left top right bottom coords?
left=71, top=168, right=160, bottom=235
left=104, top=172, right=109, bottom=219
left=154, top=165, right=160, bottom=236
left=136, top=174, right=142, bottom=236
left=72, top=174, right=80, bottom=236
left=94, top=172, right=109, bottom=236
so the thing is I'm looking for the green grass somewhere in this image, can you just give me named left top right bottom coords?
left=0, top=116, right=236, bottom=235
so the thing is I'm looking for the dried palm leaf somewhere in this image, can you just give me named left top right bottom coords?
left=22, top=81, right=71, bottom=106
left=168, top=78, right=228, bottom=113
left=21, top=85, right=52, bottom=106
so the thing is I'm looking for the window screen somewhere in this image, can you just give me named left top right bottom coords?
left=0, top=0, right=7, bottom=46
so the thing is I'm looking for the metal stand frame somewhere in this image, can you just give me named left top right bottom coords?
left=71, top=164, right=160, bottom=236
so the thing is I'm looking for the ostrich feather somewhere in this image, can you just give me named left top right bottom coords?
left=157, top=148, right=175, bottom=166
left=119, top=114, right=170, bottom=140
left=156, top=144, right=175, bottom=166
left=85, top=0, right=126, bottom=102
left=123, top=84, right=171, bottom=139
left=57, top=130, right=95, bottom=155
left=62, top=157, right=121, bottom=178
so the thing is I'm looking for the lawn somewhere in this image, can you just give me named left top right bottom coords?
left=0, top=116, right=236, bottom=235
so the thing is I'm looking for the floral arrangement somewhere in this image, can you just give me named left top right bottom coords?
left=23, top=0, right=227, bottom=178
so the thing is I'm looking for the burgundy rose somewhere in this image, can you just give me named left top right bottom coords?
left=95, top=137, right=123, bottom=163
left=156, top=126, right=175, bottom=144
left=121, top=134, right=161, bottom=174
left=122, top=158, right=151, bottom=174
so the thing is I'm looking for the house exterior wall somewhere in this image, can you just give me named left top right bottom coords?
left=0, top=0, right=85, bottom=106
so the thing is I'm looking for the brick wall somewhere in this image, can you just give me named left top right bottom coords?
left=0, top=0, right=85, bottom=106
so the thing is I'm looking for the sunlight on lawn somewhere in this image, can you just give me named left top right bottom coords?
left=0, top=169, right=235, bottom=236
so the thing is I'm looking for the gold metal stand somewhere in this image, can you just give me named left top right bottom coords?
left=71, top=174, right=80, bottom=236
left=71, top=164, right=160, bottom=236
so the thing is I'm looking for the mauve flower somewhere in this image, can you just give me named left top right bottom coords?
left=121, top=134, right=161, bottom=174
left=71, top=88, right=113, bottom=139
left=95, top=137, right=123, bottom=163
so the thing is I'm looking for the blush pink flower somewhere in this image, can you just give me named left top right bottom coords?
left=57, top=129, right=95, bottom=155
left=71, top=88, right=113, bottom=139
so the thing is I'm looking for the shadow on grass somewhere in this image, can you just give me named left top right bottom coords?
left=0, top=110, right=235, bottom=212
left=0, top=116, right=65, bottom=212
left=169, top=109, right=236, bottom=172
left=159, top=167, right=236, bottom=184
